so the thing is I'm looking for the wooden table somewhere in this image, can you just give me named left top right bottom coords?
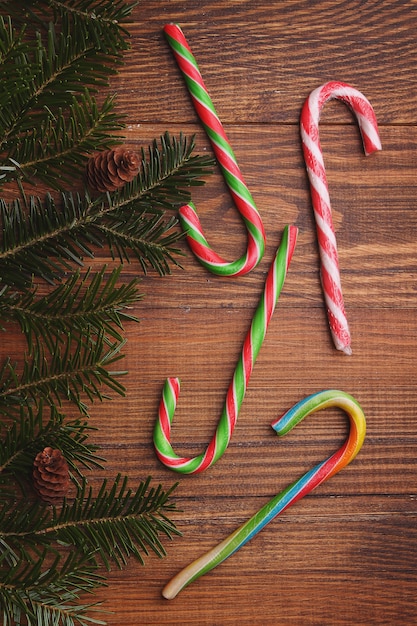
left=39, top=2, right=417, bottom=624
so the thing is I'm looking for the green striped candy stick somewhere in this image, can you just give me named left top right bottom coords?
left=153, top=225, right=298, bottom=473
left=164, top=23, right=266, bottom=275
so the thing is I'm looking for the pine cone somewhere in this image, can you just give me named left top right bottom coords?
left=33, top=447, right=70, bottom=504
left=86, top=147, right=140, bottom=192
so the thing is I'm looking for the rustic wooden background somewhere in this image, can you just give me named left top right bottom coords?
left=19, top=1, right=417, bottom=624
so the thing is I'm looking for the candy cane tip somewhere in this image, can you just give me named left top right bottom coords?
left=161, top=583, right=178, bottom=600
left=332, top=332, right=352, bottom=355
left=332, top=336, right=352, bottom=355
left=364, top=143, right=382, bottom=157
left=286, top=224, right=298, bottom=255
left=163, top=23, right=183, bottom=39
left=166, top=376, right=181, bottom=386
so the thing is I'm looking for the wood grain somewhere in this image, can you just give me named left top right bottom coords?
left=4, top=1, right=417, bottom=624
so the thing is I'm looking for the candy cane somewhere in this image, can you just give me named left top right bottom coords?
left=154, top=225, right=297, bottom=473
left=300, top=81, right=381, bottom=354
left=162, top=389, right=366, bottom=598
left=164, top=23, right=266, bottom=276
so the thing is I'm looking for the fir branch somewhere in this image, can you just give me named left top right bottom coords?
left=0, top=476, right=180, bottom=570
left=0, top=404, right=60, bottom=475
left=0, top=15, right=127, bottom=187
left=0, top=0, right=136, bottom=54
left=0, top=404, right=104, bottom=482
left=0, top=266, right=141, bottom=352
left=51, top=476, right=180, bottom=568
left=0, top=193, right=85, bottom=289
left=0, top=332, right=127, bottom=417
left=0, top=18, right=114, bottom=132
left=0, top=550, right=106, bottom=625
left=8, top=93, right=124, bottom=188
left=94, top=210, right=182, bottom=274
left=120, top=131, right=216, bottom=209
left=0, top=15, right=25, bottom=62
left=0, top=4, right=188, bottom=621
left=0, top=133, right=215, bottom=288
left=0, top=5, right=127, bottom=113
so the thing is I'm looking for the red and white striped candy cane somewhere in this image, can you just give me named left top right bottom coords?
left=300, top=81, right=381, bottom=354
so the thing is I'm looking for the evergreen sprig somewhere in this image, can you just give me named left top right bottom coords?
left=0, top=12, right=127, bottom=189
left=0, top=476, right=179, bottom=624
left=1, top=476, right=180, bottom=568
left=0, top=550, right=107, bottom=625
left=0, top=403, right=103, bottom=482
left=0, top=132, right=214, bottom=290
left=0, top=1, right=211, bottom=622
left=0, top=266, right=141, bottom=352
left=9, top=93, right=124, bottom=188
left=0, top=331, right=127, bottom=417
left=0, top=0, right=136, bottom=53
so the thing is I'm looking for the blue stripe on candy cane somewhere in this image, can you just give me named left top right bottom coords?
left=225, top=459, right=329, bottom=558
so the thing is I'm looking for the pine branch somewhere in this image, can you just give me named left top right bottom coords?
left=0, top=404, right=60, bottom=474
left=0, top=15, right=26, bottom=62
left=51, top=476, right=181, bottom=568
left=0, top=4, right=128, bottom=109
left=0, top=14, right=127, bottom=188
left=0, top=133, right=215, bottom=288
left=9, top=93, right=125, bottom=188
left=0, top=550, right=106, bottom=625
left=0, top=404, right=104, bottom=484
left=0, top=193, right=95, bottom=290
left=122, top=131, right=215, bottom=209
left=0, top=0, right=136, bottom=53
left=0, top=476, right=180, bottom=569
left=0, top=332, right=127, bottom=417
left=0, top=4, right=188, bottom=622
left=0, top=266, right=141, bottom=352
left=94, top=210, right=183, bottom=274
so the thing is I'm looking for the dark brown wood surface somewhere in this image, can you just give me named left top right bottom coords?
left=10, top=1, right=417, bottom=624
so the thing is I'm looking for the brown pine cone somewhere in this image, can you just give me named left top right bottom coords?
left=86, top=147, right=140, bottom=192
left=33, top=447, right=70, bottom=504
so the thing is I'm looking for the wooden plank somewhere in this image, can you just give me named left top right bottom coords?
left=2, top=1, right=417, bottom=624
left=114, top=123, right=417, bottom=309
left=117, top=1, right=417, bottom=124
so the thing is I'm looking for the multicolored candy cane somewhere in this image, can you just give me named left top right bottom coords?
left=162, top=389, right=366, bottom=599
left=164, top=23, right=266, bottom=276
left=154, top=225, right=297, bottom=473
left=300, top=81, right=381, bottom=354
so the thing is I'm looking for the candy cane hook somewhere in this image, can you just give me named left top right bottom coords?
left=300, top=81, right=381, bottom=355
left=162, top=389, right=366, bottom=598
left=154, top=225, right=297, bottom=473
left=164, top=23, right=266, bottom=276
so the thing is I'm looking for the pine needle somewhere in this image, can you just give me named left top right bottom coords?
left=0, top=3, right=192, bottom=623
left=0, top=332, right=127, bottom=417
left=0, top=266, right=142, bottom=352
left=0, top=132, right=214, bottom=288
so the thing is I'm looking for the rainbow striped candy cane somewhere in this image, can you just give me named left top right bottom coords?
left=162, top=389, right=366, bottom=599
left=164, top=23, right=266, bottom=276
left=154, top=225, right=297, bottom=473
left=300, top=81, right=381, bottom=355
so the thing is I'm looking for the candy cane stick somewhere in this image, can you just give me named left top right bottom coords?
left=154, top=225, right=297, bottom=473
left=300, top=81, right=381, bottom=355
left=162, top=389, right=366, bottom=599
left=164, top=23, right=266, bottom=276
